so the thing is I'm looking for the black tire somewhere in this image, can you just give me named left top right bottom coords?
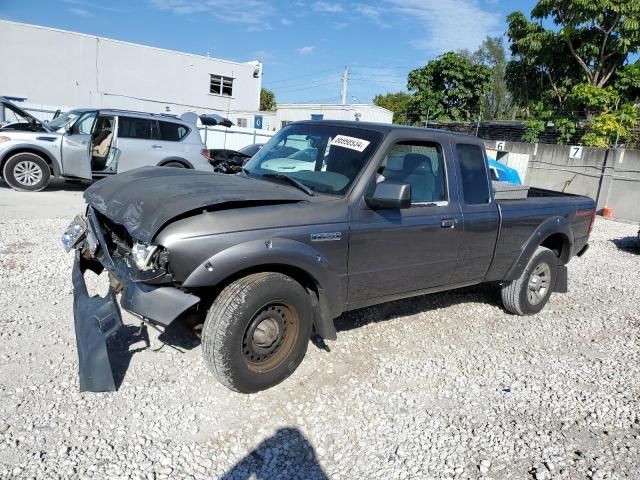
left=163, top=161, right=187, bottom=168
left=501, top=246, right=558, bottom=315
left=2, top=153, right=51, bottom=192
left=201, top=272, right=313, bottom=393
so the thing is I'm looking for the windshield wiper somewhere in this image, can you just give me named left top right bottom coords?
left=261, top=173, right=316, bottom=196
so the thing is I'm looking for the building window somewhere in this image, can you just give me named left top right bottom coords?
left=237, top=118, right=247, bottom=128
left=210, top=74, right=233, bottom=96
left=281, top=121, right=292, bottom=128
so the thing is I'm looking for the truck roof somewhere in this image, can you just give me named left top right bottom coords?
left=295, top=120, right=483, bottom=142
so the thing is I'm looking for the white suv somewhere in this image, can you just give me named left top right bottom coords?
left=0, top=97, right=212, bottom=192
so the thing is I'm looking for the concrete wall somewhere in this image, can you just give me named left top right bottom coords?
left=0, top=20, right=261, bottom=117
left=484, top=140, right=640, bottom=222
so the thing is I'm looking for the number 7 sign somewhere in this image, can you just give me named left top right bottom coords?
left=569, top=146, right=583, bottom=159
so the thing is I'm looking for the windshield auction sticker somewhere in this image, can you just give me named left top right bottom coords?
left=331, top=135, right=371, bottom=152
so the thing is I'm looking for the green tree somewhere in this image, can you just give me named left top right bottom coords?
left=615, top=61, right=640, bottom=102
left=407, top=52, right=492, bottom=122
left=532, top=0, right=640, bottom=88
left=582, top=104, right=640, bottom=147
left=372, top=92, right=411, bottom=124
left=472, top=37, right=511, bottom=119
left=260, top=88, right=276, bottom=111
left=506, top=1, right=640, bottom=114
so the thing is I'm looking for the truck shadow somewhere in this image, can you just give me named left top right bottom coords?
left=611, top=236, right=640, bottom=254
left=107, top=324, right=151, bottom=390
left=334, top=284, right=502, bottom=333
left=220, top=427, right=328, bottom=480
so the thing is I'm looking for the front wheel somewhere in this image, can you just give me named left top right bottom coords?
left=501, top=246, right=558, bottom=315
left=2, top=153, right=51, bottom=192
left=201, top=272, right=313, bottom=393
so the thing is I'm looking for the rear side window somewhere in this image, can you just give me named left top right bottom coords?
left=118, top=117, right=153, bottom=139
left=157, top=121, right=189, bottom=141
left=457, top=143, right=490, bottom=204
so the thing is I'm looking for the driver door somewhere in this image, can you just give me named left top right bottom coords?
left=60, top=111, right=96, bottom=179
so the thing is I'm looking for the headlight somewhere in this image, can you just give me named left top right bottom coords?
left=131, top=243, right=160, bottom=271
left=61, top=215, right=87, bottom=252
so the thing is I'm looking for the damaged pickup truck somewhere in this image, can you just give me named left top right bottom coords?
left=64, top=121, right=595, bottom=393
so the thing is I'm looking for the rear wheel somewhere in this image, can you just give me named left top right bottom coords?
left=501, top=246, right=557, bottom=315
left=2, top=153, right=51, bottom=192
left=163, top=161, right=187, bottom=168
left=201, top=272, right=313, bottom=393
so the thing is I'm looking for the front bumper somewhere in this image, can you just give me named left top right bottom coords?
left=71, top=211, right=200, bottom=392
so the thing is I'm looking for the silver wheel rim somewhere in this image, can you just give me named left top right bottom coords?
left=528, top=262, right=551, bottom=305
left=13, top=160, right=43, bottom=186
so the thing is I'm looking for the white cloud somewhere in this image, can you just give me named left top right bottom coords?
left=354, top=3, right=389, bottom=27
left=150, top=0, right=275, bottom=25
left=312, top=1, right=343, bottom=13
left=386, top=0, right=501, bottom=54
left=281, top=18, right=292, bottom=25
left=67, top=7, right=94, bottom=17
left=296, top=45, right=316, bottom=55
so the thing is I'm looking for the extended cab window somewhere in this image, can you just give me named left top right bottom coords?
left=457, top=143, right=490, bottom=204
left=379, top=142, right=446, bottom=204
left=157, top=121, right=188, bottom=141
left=118, top=116, right=153, bottom=139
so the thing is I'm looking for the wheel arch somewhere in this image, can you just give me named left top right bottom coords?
left=504, top=216, right=574, bottom=282
left=182, top=238, right=343, bottom=340
left=157, top=157, right=193, bottom=169
left=0, top=146, right=60, bottom=177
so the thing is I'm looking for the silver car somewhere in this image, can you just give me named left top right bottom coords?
left=0, top=97, right=212, bottom=192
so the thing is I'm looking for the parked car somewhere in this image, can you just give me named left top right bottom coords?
left=487, top=157, right=522, bottom=184
left=64, top=121, right=595, bottom=393
left=0, top=97, right=211, bottom=192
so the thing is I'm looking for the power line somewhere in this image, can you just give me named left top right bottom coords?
left=273, top=78, right=341, bottom=93
left=263, top=67, right=342, bottom=86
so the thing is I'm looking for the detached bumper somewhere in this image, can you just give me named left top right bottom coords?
left=71, top=211, right=200, bottom=392
left=73, top=251, right=122, bottom=392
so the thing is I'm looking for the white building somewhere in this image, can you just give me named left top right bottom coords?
left=238, top=103, right=392, bottom=132
left=0, top=20, right=262, bottom=120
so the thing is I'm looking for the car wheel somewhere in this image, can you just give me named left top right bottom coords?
left=501, top=246, right=557, bottom=315
left=163, top=161, right=187, bottom=168
left=2, top=153, right=51, bottom=192
left=201, top=272, right=313, bottom=393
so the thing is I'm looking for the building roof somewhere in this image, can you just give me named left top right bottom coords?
left=0, top=19, right=260, bottom=68
left=277, top=103, right=392, bottom=114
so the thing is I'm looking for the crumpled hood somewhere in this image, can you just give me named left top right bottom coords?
left=84, top=167, right=308, bottom=242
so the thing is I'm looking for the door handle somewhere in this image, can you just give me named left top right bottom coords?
left=151, top=144, right=163, bottom=149
left=441, top=219, right=455, bottom=228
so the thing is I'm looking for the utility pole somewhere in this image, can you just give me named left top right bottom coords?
left=340, top=66, right=349, bottom=105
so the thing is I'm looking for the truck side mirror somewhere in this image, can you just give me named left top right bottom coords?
left=365, top=180, right=411, bottom=209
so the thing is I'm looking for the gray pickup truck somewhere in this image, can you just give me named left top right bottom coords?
left=64, top=121, right=595, bottom=393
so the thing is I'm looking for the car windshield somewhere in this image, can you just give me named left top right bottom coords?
left=244, top=124, right=382, bottom=195
left=47, top=110, right=84, bottom=131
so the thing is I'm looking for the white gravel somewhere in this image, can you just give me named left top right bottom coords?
left=1, top=184, right=639, bottom=479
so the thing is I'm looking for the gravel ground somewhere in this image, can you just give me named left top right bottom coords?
left=0, top=184, right=639, bottom=480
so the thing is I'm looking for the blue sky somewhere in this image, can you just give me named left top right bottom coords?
left=2, top=0, right=535, bottom=104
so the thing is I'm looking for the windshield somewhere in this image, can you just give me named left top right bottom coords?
left=244, top=124, right=382, bottom=195
left=47, top=110, right=84, bottom=131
